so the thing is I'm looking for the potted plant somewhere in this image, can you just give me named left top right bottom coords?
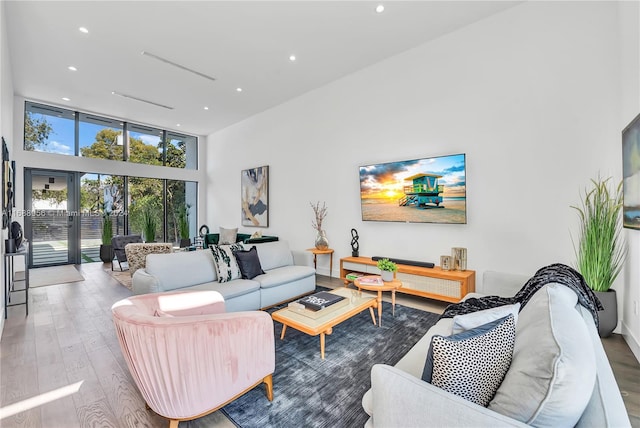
left=377, top=258, right=398, bottom=282
left=178, top=205, right=191, bottom=248
left=571, top=175, right=627, bottom=337
left=142, top=209, right=158, bottom=243
left=99, top=211, right=114, bottom=263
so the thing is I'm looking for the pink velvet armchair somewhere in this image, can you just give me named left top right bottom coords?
left=111, top=290, right=275, bottom=428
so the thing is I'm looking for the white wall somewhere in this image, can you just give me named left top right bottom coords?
left=619, top=1, right=640, bottom=362
left=0, top=1, right=15, bottom=332
left=206, top=2, right=638, bottom=354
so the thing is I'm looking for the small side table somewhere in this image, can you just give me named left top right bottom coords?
left=306, top=248, right=334, bottom=277
left=4, top=244, right=29, bottom=319
left=353, top=276, right=402, bottom=326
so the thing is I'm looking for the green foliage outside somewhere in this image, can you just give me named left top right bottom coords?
left=571, top=176, right=627, bottom=292
left=24, top=112, right=53, bottom=151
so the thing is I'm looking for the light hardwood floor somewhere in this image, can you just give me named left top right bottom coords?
left=0, top=263, right=638, bottom=427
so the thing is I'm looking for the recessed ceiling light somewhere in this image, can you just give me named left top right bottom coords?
left=289, top=55, right=296, bottom=62
left=236, top=87, right=243, bottom=92
left=61, top=97, right=71, bottom=101
left=68, top=66, right=77, bottom=71
left=204, top=106, right=209, bottom=110
left=376, top=4, right=385, bottom=13
left=176, top=124, right=181, bottom=127
left=79, top=27, right=89, bottom=34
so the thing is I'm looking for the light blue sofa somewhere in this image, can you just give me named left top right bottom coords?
left=131, top=241, right=316, bottom=312
left=362, top=271, right=631, bottom=427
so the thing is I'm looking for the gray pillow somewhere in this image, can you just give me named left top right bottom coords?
left=422, top=314, right=516, bottom=407
left=488, top=284, right=596, bottom=426
left=452, top=303, right=520, bottom=334
left=219, top=227, right=238, bottom=245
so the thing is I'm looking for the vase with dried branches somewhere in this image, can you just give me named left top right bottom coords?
left=310, top=201, right=329, bottom=250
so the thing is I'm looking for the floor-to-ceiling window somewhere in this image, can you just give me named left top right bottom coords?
left=23, top=101, right=200, bottom=265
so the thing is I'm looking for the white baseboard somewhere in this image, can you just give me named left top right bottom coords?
left=621, top=321, right=640, bottom=363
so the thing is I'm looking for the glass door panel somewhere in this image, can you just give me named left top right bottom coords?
left=25, top=170, right=78, bottom=267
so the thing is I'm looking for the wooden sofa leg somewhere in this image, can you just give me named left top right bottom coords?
left=263, top=374, right=274, bottom=401
left=168, top=419, right=179, bottom=428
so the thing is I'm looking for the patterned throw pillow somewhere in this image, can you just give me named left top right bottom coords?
left=209, top=243, right=244, bottom=283
left=421, top=314, right=516, bottom=407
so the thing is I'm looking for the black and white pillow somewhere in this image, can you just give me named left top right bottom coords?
left=209, top=243, right=244, bottom=283
left=421, top=314, right=516, bottom=407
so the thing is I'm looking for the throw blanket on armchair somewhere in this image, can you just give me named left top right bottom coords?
left=440, top=263, right=603, bottom=328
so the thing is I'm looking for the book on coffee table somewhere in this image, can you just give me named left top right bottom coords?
left=287, top=297, right=350, bottom=319
left=298, top=291, right=345, bottom=311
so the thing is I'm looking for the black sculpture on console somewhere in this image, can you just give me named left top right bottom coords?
left=350, top=228, right=359, bottom=257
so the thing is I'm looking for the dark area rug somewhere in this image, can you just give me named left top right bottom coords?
left=222, top=287, right=440, bottom=428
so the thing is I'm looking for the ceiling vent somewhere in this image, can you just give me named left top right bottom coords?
left=141, top=51, right=216, bottom=82
left=111, top=91, right=174, bottom=110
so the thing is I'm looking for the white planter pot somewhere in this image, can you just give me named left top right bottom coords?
left=381, top=271, right=394, bottom=282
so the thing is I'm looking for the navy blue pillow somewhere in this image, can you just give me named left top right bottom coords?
left=232, top=246, right=265, bottom=280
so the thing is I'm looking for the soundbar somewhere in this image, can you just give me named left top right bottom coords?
left=371, top=256, right=435, bottom=269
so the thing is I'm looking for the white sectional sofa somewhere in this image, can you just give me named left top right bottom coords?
left=131, top=241, right=316, bottom=312
left=362, top=271, right=631, bottom=428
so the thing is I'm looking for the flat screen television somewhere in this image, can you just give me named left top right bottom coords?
left=623, top=112, right=640, bottom=230
left=359, top=153, right=466, bottom=224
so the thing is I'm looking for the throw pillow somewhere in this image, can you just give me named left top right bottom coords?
left=250, top=230, right=262, bottom=239
left=452, top=303, right=520, bottom=334
left=233, top=246, right=266, bottom=280
left=209, top=243, right=244, bottom=283
left=488, top=284, right=596, bottom=427
left=421, top=314, right=516, bottom=407
left=219, top=227, right=238, bottom=245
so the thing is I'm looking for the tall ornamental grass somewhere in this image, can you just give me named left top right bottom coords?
left=571, top=176, right=626, bottom=292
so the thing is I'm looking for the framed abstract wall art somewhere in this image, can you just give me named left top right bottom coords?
left=241, top=165, right=269, bottom=227
left=623, top=112, right=640, bottom=230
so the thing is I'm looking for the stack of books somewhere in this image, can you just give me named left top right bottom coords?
left=357, top=276, right=384, bottom=285
left=288, top=291, right=349, bottom=319
left=345, top=272, right=365, bottom=281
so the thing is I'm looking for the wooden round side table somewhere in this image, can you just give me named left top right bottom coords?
left=353, top=276, right=402, bottom=326
left=306, top=248, right=334, bottom=277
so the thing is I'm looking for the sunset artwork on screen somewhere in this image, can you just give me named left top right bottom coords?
left=359, top=153, right=466, bottom=224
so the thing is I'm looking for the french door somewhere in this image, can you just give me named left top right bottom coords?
left=24, top=169, right=80, bottom=268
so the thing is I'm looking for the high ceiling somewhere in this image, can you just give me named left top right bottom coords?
left=5, top=1, right=520, bottom=136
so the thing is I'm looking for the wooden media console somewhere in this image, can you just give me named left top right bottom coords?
left=340, top=256, right=475, bottom=303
